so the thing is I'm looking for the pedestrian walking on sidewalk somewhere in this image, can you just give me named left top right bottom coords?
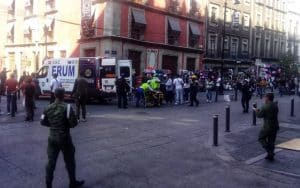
left=71, top=75, right=88, bottom=122
left=116, top=74, right=130, bottom=109
left=6, top=73, right=18, bottom=117
left=205, top=78, right=214, bottom=103
left=189, top=75, right=199, bottom=107
left=41, top=88, right=84, bottom=188
left=173, top=75, right=184, bottom=105
left=240, top=79, right=252, bottom=113
left=18, top=71, right=27, bottom=99
left=254, top=93, right=279, bottom=161
left=23, top=77, right=35, bottom=122
left=164, top=74, right=174, bottom=105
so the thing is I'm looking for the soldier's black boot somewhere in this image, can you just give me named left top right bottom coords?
left=69, top=180, right=85, bottom=188
left=265, top=150, right=275, bottom=161
left=46, top=181, right=52, bottom=188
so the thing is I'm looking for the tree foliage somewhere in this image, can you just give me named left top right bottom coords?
left=278, top=53, right=299, bottom=79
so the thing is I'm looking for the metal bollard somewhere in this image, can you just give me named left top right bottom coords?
left=291, top=98, right=294, bottom=117
left=252, top=103, right=257, bottom=126
left=213, top=115, right=218, bottom=146
left=225, top=106, right=230, bottom=132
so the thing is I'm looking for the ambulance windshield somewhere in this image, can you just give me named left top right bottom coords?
left=101, top=66, right=116, bottom=78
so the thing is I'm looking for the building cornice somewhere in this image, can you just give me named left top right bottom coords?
left=44, top=10, right=58, bottom=16
left=5, top=42, right=57, bottom=48
left=79, top=35, right=204, bottom=54
left=288, top=10, right=300, bottom=16
left=95, top=0, right=204, bottom=24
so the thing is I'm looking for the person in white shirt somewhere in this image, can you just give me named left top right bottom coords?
left=173, top=75, right=184, bottom=105
left=165, top=74, right=173, bottom=105
left=50, top=73, right=62, bottom=104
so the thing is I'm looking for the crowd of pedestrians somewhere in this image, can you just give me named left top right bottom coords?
left=0, top=69, right=39, bottom=121
left=125, top=69, right=300, bottom=115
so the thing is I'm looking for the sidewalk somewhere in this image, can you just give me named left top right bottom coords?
left=215, top=96, right=300, bottom=179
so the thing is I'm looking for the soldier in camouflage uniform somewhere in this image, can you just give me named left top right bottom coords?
left=41, top=88, right=84, bottom=188
left=254, top=93, right=279, bottom=161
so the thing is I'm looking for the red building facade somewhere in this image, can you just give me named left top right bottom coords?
left=80, top=0, right=205, bottom=76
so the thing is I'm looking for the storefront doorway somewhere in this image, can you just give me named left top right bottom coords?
left=162, top=55, right=178, bottom=75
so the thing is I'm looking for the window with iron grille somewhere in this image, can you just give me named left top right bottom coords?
left=167, top=18, right=181, bottom=45
left=230, top=38, right=239, bottom=56
left=265, top=39, right=270, bottom=57
left=8, top=0, right=15, bottom=19
left=242, top=39, right=249, bottom=53
left=7, top=27, right=14, bottom=44
left=25, top=0, right=33, bottom=16
left=243, top=14, right=250, bottom=30
left=168, top=33, right=180, bottom=45
left=130, top=9, right=146, bottom=40
left=44, top=21, right=55, bottom=43
left=211, top=7, right=218, bottom=24
left=208, top=34, right=217, bottom=57
left=188, top=23, right=200, bottom=48
left=223, top=36, right=229, bottom=50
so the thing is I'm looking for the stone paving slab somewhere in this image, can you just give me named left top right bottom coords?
left=252, top=149, right=300, bottom=177
left=277, top=138, right=300, bottom=151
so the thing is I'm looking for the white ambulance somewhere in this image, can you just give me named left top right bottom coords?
left=36, top=57, right=132, bottom=101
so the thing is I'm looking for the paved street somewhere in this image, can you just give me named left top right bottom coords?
left=0, top=93, right=300, bottom=188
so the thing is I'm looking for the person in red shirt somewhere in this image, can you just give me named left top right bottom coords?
left=6, top=73, right=18, bottom=117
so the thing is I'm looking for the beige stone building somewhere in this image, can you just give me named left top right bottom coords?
left=4, top=0, right=81, bottom=78
left=204, top=0, right=252, bottom=72
left=251, top=0, right=287, bottom=63
left=0, top=2, right=7, bottom=71
left=286, top=1, right=300, bottom=65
